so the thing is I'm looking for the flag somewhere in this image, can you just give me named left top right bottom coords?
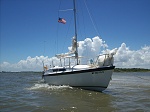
left=58, top=17, right=66, bottom=24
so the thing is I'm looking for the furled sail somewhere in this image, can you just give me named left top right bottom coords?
left=55, top=37, right=78, bottom=58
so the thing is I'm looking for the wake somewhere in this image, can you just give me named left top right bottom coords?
left=26, top=80, right=73, bottom=91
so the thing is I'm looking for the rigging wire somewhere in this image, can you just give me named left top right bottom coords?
left=76, top=0, right=86, bottom=40
left=56, top=0, right=74, bottom=54
left=59, top=9, right=73, bottom=11
left=84, top=0, right=100, bottom=37
left=56, top=0, right=62, bottom=54
left=79, top=0, right=87, bottom=39
left=76, top=0, right=89, bottom=61
left=57, top=0, right=102, bottom=57
left=84, top=0, right=108, bottom=53
left=62, top=16, right=73, bottom=53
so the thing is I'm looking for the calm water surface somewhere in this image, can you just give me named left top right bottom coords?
left=0, top=72, right=150, bottom=112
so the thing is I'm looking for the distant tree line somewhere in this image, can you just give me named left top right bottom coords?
left=1, top=68, right=150, bottom=73
left=114, top=68, right=150, bottom=72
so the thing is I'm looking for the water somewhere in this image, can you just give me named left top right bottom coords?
left=0, top=72, right=150, bottom=112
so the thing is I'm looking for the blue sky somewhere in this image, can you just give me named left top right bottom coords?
left=1, top=0, right=150, bottom=68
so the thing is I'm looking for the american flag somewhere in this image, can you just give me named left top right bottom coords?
left=58, top=17, right=66, bottom=24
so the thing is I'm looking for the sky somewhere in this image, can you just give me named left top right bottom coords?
left=0, top=0, right=150, bottom=71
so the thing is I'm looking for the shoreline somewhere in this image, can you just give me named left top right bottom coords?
left=114, top=68, right=150, bottom=72
left=1, top=68, right=150, bottom=73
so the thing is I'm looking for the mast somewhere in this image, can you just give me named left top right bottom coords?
left=73, top=0, right=79, bottom=65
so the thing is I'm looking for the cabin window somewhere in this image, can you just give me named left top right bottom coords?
left=52, top=68, right=66, bottom=72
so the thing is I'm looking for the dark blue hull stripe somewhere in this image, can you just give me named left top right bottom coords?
left=72, top=86, right=107, bottom=88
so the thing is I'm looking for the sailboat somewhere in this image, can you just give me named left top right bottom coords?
left=42, top=0, right=116, bottom=92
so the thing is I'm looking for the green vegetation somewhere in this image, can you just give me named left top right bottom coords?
left=114, top=68, right=150, bottom=72
left=1, top=68, right=150, bottom=73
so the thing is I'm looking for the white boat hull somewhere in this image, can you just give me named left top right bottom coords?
left=43, top=66, right=115, bottom=91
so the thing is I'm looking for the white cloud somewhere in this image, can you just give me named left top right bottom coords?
left=114, top=43, right=150, bottom=68
left=0, top=36, right=150, bottom=71
left=78, top=36, right=108, bottom=63
left=0, top=56, right=60, bottom=72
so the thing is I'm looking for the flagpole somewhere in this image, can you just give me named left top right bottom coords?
left=73, top=0, right=79, bottom=65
